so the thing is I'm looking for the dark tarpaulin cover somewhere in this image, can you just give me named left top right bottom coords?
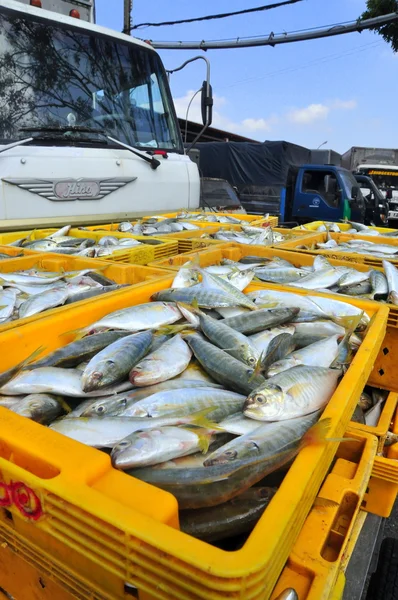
left=196, top=141, right=311, bottom=187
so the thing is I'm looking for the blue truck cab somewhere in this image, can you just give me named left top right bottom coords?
left=283, top=164, right=366, bottom=224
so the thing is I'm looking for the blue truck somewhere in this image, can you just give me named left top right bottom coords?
left=196, top=141, right=388, bottom=225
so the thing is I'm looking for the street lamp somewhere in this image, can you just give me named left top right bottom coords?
left=317, top=140, right=328, bottom=150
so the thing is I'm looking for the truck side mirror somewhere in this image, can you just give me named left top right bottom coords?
left=201, top=81, right=213, bottom=127
left=386, top=189, right=393, bottom=200
left=351, top=186, right=359, bottom=201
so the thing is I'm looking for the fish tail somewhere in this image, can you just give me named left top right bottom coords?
left=176, top=301, right=202, bottom=316
left=188, top=408, right=222, bottom=431
left=159, top=324, right=195, bottom=336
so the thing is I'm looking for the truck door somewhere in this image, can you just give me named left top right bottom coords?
left=293, top=168, right=345, bottom=222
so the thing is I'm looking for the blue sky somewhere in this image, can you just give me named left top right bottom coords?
left=96, top=0, right=397, bottom=152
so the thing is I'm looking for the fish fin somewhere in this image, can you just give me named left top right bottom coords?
left=197, top=432, right=211, bottom=454
left=249, top=351, right=266, bottom=382
left=188, top=408, right=223, bottom=431
left=300, top=418, right=332, bottom=449
left=176, top=301, right=202, bottom=316
left=59, top=327, right=89, bottom=341
left=54, top=396, right=72, bottom=414
left=333, top=312, right=363, bottom=331
left=255, top=301, right=279, bottom=309
left=158, top=324, right=193, bottom=335
left=19, top=346, right=46, bottom=369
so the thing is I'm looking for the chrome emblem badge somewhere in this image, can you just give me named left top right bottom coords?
left=2, top=177, right=137, bottom=201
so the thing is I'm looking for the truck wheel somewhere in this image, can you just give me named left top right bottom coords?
left=367, top=537, right=398, bottom=600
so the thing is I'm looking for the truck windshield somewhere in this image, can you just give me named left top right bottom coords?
left=0, top=6, right=182, bottom=152
left=363, top=170, right=398, bottom=193
left=339, top=170, right=365, bottom=204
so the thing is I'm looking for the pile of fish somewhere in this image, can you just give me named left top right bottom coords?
left=0, top=265, right=371, bottom=545
left=90, top=214, right=279, bottom=240
left=298, top=220, right=398, bottom=237
left=206, top=253, right=398, bottom=304
left=8, top=226, right=143, bottom=258
left=0, top=267, right=127, bottom=323
left=296, top=232, right=398, bottom=261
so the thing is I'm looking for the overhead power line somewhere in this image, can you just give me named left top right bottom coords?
left=132, top=0, right=302, bottom=30
left=150, top=12, right=398, bottom=50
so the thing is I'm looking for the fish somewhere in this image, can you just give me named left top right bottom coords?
left=51, top=414, right=213, bottom=448
left=185, top=333, right=265, bottom=395
left=383, top=260, right=398, bottom=304
left=195, top=269, right=257, bottom=310
left=75, top=302, right=182, bottom=333
left=18, top=287, right=69, bottom=318
left=249, top=325, right=296, bottom=354
left=81, top=331, right=153, bottom=392
left=131, top=411, right=321, bottom=509
left=111, top=426, right=216, bottom=469
left=152, top=287, right=254, bottom=310
left=292, top=321, right=345, bottom=348
left=254, top=267, right=307, bottom=284
left=179, top=486, right=277, bottom=543
left=222, top=308, right=299, bottom=335
left=171, top=264, right=199, bottom=288
left=217, top=413, right=263, bottom=436
left=260, top=332, right=295, bottom=374
left=266, top=335, right=340, bottom=377
left=0, top=288, right=18, bottom=322
left=79, top=379, right=224, bottom=417
left=290, top=268, right=344, bottom=290
left=123, top=387, right=246, bottom=420
left=358, top=391, right=373, bottom=412
left=4, top=393, right=67, bottom=424
left=204, top=420, right=289, bottom=465
left=369, top=270, right=388, bottom=299
left=25, top=331, right=131, bottom=369
left=194, top=310, right=259, bottom=367
left=129, top=334, right=192, bottom=386
left=0, top=367, right=134, bottom=397
left=244, top=366, right=341, bottom=421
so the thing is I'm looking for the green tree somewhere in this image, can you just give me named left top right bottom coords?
left=362, top=0, right=398, bottom=52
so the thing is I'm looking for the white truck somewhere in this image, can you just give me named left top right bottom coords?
left=0, top=0, right=210, bottom=230
left=342, top=146, right=398, bottom=221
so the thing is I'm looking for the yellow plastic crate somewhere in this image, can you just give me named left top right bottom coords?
left=0, top=229, right=179, bottom=265
left=145, top=210, right=279, bottom=227
left=0, top=254, right=171, bottom=333
left=0, top=277, right=387, bottom=600
left=271, top=430, right=377, bottom=600
left=0, top=245, right=38, bottom=258
left=294, top=221, right=398, bottom=236
left=148, top=242, right=398, bottom=394
left=279, top=231, right=398, bottom=267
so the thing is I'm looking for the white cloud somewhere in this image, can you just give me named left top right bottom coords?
left=287, top=103, right=330, bottom=124
left=173, top=90, right=357, bottom=139
left=332, top=99, right=357, bottom=110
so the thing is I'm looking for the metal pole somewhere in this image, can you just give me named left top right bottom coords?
left=123, top=0, right=132, bottom=34
left=151, top=12, right=398, bottom=50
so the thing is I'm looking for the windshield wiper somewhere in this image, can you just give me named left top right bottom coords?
left=106, top=135, right=161, bottom=170
left=17, top=127, right=161, bottom=170
left=0, top=137, right=34, bottom=155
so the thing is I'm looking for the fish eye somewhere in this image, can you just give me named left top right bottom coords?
left=248, top=357, right=257, bottom=366
left=96, top=406, right=105, bottom=413
left=225, top=450, right=237, bottom=458
left=117, top=441, right=130, bottom=448
left=254, top=395, right=265, bottom=404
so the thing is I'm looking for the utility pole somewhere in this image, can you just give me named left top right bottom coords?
left=123, top=0, right=132, bottom=34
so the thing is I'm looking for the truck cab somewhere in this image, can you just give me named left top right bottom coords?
left=354, top=173, right=388, bottom=226
left=284, top=164, right=365, bottom=224
left=0, top=0, right=201, bottom=230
